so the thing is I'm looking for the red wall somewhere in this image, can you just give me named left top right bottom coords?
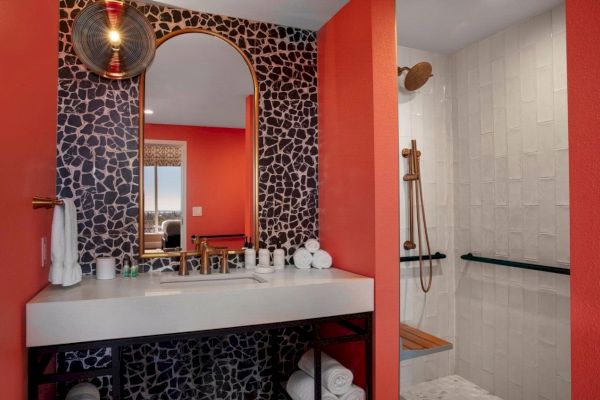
left=0, top=1, right=58, bottom=398
left=318, top=0, right=400, bottom=397
left=566, top=1, right=600, bottom=398
left=145, top=124, right=245, bottom=249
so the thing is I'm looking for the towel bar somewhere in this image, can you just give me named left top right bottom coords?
left=32, top=196, right=64, bottom=209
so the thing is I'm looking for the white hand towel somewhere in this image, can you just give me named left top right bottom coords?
left=293, top=248, right=313, bottom=269
left=298, top=349, right=354, bottom=395
left=339, top=385, right=366, bottom=400
left=311, top=250, right=332, bottom=269
left=49, top=203, right=65, bottom=285
left=304, top=238, right=320, bottom=254
left=286, top=370, right=337, bottom=400
left=49, top=199, right=82, bottom=287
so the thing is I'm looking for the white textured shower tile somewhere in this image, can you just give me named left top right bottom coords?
left=493, top=353, right=509, bottom=400
left=536, top=65, right=554, bottom=123
left=536, top=36, right=553, bottom=68
left=553, top=89, right=568, bottom=150
left=469, top=69, right=481, bottom=115
left=538, top=289, right=557, bottom=345
left=556, top=206, right=570, bottom=264
left=522, top=154, right=539, bottom=205
left=481, top=136, right=495, bottom=182
left=492, top=59, right=506, bottom=107
left=520, top=46, right=536, bottom=102
left=539, top=179, right=556, bottom=234
left=469, top=114, right=482, bottom=157
left=538, top=122, right=555, bottom=177
left=479, top=39, right=492, bottom=87
left=493, top=108, right=508, bottom=157
left=508, top=182, right=523, bottom=231
left=507, top=129, right=522, bottom=179
left=495, top=157, right=508, bottom=205
left=553, top=31, right=567, bottom=91
left=539, top=233, right=557, bottom=267
left=522, top=101, right=538, bottom=152
left=505, top=24, right=520, bottom=56
left=506, top=77, right=521, bottom=128
left=523, top=206, right=540, bottom=260
left=555, top=149, right=569, bottom=206
left=480, top=85, right=494, bottom=133
left=495, top=207, right=509, bottom=256
left=470, top=159, right=482, bottom=205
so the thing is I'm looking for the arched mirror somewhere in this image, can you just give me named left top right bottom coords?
left=139, top=30, right=258, bottom=258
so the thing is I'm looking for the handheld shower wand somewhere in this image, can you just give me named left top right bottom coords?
left=403, top=140, right=433, bottom=293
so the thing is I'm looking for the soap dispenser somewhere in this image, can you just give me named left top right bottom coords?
left=244, top=237, right=256, bottom=269
left=273, top=240, right=285, bottom=270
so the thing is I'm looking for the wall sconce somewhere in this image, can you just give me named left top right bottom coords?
left=72, top=0, right=156, bottom=80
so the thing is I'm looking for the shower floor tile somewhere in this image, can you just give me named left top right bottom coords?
left=400, top=375, right=504, bottom=400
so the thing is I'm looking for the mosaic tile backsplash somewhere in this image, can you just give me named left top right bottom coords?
left=57, top=0, right=319, bottom=275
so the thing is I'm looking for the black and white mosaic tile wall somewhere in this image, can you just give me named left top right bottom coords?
left=57, top=327, right=313, bottom=400
left=56, top=1, right=319, bottom=398
left=57, top=0, right=319, bottom=275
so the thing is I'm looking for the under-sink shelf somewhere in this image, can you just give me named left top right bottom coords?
left=400, top=323, right=452, bottom=361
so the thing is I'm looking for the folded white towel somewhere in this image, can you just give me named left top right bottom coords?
left=49, top=199, right=82, bottom=287
left=304, top=238, right=320, bottom=253
left=286, top=370, right=337, bottom=400
left=293, top=248, right=313, bottom=269
left=311, top=250, right=332, bottom=269
left=298, top=349, right=354, bottom=395
left=339, top=384, right=366, bottom=400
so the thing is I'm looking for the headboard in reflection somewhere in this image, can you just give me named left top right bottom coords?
left=139, top=29, right=258, bottom=258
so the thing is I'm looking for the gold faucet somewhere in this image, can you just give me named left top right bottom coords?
left=178, top=252, right=189, bottom=276
left=193, top=237, right=228, bottom=275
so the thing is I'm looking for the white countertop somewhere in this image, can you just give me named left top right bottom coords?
left=26, top=267, right=373, bottom=347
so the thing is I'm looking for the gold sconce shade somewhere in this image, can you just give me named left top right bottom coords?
left=72, top=0, right=156, bottom=80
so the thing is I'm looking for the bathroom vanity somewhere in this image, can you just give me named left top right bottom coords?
left=26, top=267, right=373, bottom=399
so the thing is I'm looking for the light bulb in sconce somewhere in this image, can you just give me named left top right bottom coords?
left=144, top=109, right=154, bottom=115
left=108, top=29, right=122, bottom=47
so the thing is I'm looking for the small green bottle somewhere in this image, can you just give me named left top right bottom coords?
left=122, top=255, right=131, bottom=278
left=130, top=261, right=139, bottom=278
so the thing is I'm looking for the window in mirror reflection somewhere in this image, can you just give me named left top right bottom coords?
left=143, top=141, right=185, bottom=253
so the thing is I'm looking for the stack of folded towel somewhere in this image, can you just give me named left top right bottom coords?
left=286, top=349, right=366, bottom=400
left=293, top=239, right=333, bottom=270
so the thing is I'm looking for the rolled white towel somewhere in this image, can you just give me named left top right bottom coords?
left=339, top=384, right=366, bottom=400
left=311, top=249, right=332, bottom=269
left=66, top=382, right=100, bottom=400
left=304, top=238, right=320, bottom=253
left=293, top=248, right=313, bottom=269
left=298, top=349, right=354, bottom=395
left=286, top=370, right=337, bottom=400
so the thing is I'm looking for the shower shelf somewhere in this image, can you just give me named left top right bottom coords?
left=400, top=252, right=446, bottom=263
left=400, top=323, right=453, bottom=361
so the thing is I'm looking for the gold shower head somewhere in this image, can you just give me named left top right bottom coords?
left=398, top=62, right=433, bottom=91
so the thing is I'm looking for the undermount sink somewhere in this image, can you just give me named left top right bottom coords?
left=160, top=272, right=267, bottom=288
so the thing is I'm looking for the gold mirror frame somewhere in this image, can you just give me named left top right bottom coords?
left=138, top=29, right=260, bottom=259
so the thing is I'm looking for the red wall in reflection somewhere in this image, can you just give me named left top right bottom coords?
left=145, top=124, right=245, bottom=249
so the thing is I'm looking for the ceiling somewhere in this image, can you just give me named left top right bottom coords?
left=149, top=0, right=349, bottom=31
left=396, top=0, right=564, bottom=54
left=144, top=33, right=254, bottom=128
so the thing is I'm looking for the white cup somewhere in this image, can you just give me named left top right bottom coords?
left=96, top=257, right=116, bottom=280
left=258, top=249, right=270, bottom=267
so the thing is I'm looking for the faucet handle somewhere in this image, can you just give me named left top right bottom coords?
left=178, top=252, right=189, bottom=276
left=219, top=249, right=230, bottom=274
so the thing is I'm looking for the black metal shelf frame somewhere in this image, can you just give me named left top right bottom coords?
left=400, top=252, right=447, bottom=263
left=28, top=312, right=373, bottom=400
left=461, top=253, right=570, bottom=276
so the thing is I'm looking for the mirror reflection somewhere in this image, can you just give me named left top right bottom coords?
left=141, top=32, right=256, bottom=256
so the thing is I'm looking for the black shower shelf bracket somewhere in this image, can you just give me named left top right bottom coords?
left=400, top=252, right=447, bottom=263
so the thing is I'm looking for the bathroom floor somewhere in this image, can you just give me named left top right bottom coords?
left=400, top=375, right=503, bottom=400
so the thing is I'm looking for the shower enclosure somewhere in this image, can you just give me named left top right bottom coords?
left=398, top=4, right=570, bottom=400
